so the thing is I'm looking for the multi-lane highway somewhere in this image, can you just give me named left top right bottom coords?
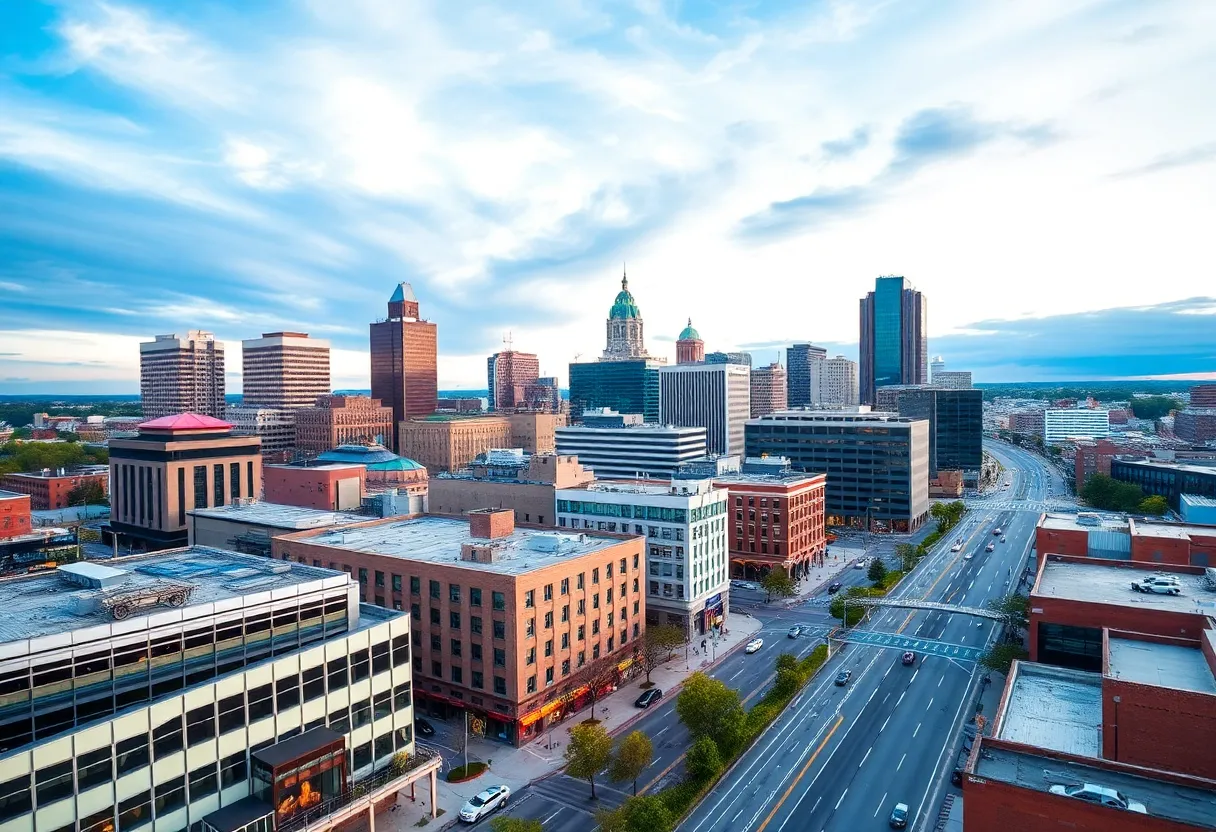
left=678, top=441, right=1055, bottom=832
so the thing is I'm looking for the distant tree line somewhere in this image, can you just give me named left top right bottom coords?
left=0, top=400, right=142, bottom=429
left=1128, top=396, right=1182, bottom=420
left=977, top=381, right=1193, bottom=403
left=0, top=440, right=109, bottom=475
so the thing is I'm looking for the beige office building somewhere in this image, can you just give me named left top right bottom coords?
left=398, top=416, right=513, bottom=473
left=295, top=395, right=394, bottom=455
left=822, top=355, right=860, bottom=407
left=750, top=363, right=787, bottom=419
left=429, top=451, right=594, bottom=527
left=241, top=332, right=331, bottom=409
left=139, top=332, right=226, bottom=420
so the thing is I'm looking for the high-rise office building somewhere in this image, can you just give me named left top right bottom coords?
left=658, top=363, right=750, bottom=456
left=930, top=355, right=946, bottom=381
left=822, top=355, right=859, bottom=407
left=786, top=343, right=827, bottom=407
left=486, top=350, right=540, bottom=412
left=898, top=388, right=983, bottom=478
left=139, top=332, right=226, bottom=420
left=859, top=276, right=928, bottom=405
left=676, top=320, right=705, bottom=364
left=750, top=363, right=787, bottom=418
left=241, top=332, right=331, bottom=408
left=370, top=283, right=438, bottom=450
left=1044, top=408, right=1111, bottom=444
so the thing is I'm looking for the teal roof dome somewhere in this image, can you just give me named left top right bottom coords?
left=609, top=273, right=641, bottom=320
left=678, top=318, right=701, bottom=341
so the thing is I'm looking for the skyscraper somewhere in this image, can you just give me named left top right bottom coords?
left=370, top=283, right=438, bottom=450
left=859, top=275, right=927, bottom=405
left=929, top=355, right=946, bottom=381
left=486, top=349, right=541, bottom=411
left=241, top=331, right=331, bottom=408
left=750, top=362, right=787, bottom=418
left=822, top=355, right=859, bottom=407
left=676, top=319, right=705, bottom=364
left=659, top=363, right=750, bottom=456
left=139, top=331, right=226, bottom=420
left=786, top=343, right=827, bottom=407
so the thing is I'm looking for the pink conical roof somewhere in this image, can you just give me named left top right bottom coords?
left=138, top=413, right=232, bottom=431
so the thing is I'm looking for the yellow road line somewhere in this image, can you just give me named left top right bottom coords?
left=755, top=714, right=845, bottom=832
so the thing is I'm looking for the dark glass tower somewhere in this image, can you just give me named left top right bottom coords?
left=859, top=276, right=927, bottom=405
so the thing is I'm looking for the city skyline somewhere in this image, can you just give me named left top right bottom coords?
left=3, top=1, right=1216, bottom=393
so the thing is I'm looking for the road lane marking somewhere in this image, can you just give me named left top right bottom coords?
left=897, top=752, right=906, bottom=770
left=910, top=668, right=919, bottom=684
left=880, top=716, right=889, bottom=732
left=896, top=691, right=905, bottom=707
left=834, top=789, right=848, bottom=811
left=860, top=746, right=871, bottom=768
left=927, top=697, right=934, bottom=709
left=755, top=714, right=844, bottom=832
left=654, top=725, right=670, bottom=738
left=875, top=791, right=888, bottom=817
left=914, top=722, right=921, bottom=737
left=542, top=809, right=561, bottom=825
left=938, top=676, right=944, bottom=687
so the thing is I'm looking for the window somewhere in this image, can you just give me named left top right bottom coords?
left=493, top=591, right=506, bottom=611
left=451, top=639, right=463, bottom=657
left=358, top=568, right=368, bottom=585
left=560, top=578, right=569, bottom=595
left=451, top=666, right=463, bottom=684
left=375, top=571, right=385, bottom=588
left=494, top=648, right=506, bottom=667
left=352, top=698, right=372, bottom=728
left=430, top=634, right=441, bottom=651
left=373, top=640, right=391, bottom=674
left=493, top=620, right=506, bottom=639
left=470, top=587, right=482, bottom=607
left=36, top=760, right=74, bottom=807
left=192, top=465, right=207, bottom=509
left=561, top=632, right=569, bottom=649
left=154, top=775, right=185, bottom=816
left=153, top=715, right=183, bottom=759
left=189, top=762, right=218, bottom=803
left=471, top=643, right=482, bottom=661
left=392, top=574, right=403, bottom=592
left=450, top=611, right=462, bottom=629
left=214, top=463, right=225, bottom=506
left=494, top=677, right=507, bottom=695
left=411, top=603, right=421, bottom=620
left=526, top=675, right=537, bottom=693
left=410, top=576, right=421, bottom=594
left=544, top=639, right=553, bottom=657
left=524, top=590, right=535, bottom=608
left=471, top=616, right=483, bottom=634
left=544, top=611, right=553, bottom=628
left=544, top=583, right=553, bottom=601
left=116, top=732, right=150, bottom=777
left=592, top=619, right=600, bottom=635
left=472, top=671, right=484, bottom=689
left=77, top=747, right=112, bottom=792
left=450, top=584, right=461, bottom=603
left=561, top=605, right=569, bottom=622
left=186, top=703, right=216, bottom=746
left=430, top=607, right=440, bottom=625
left=219, top=751, right=247, bottom=790
left=393, top=635, right=411, bottom=667
left=526, top=647, right=535, bottom=665
left=577, top=599, right=585, bottom=615
left=327, top=656, right=348, bottom=689
left=592, top=568, right=599, bottom=584
left=593, top=644, right=601, bottom=659
left=578, top=651, right=586, bottom=667
left=545, top=667, right=554, bottom=686
left=430, top=580, right=441, bottom=599
left=577, top=573, right=585, bottom=590
left=394, top=681, right=412, bottom=710
left=526, top=618, right=535, bottom=637
left=593, top=594, right=600, bottom=609
left=577, top=625, right=585, bottom=641
left=303, top=666, right=325, bottom=701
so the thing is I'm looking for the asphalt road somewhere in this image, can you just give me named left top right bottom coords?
left=677, top=441, right=1057, bottom=832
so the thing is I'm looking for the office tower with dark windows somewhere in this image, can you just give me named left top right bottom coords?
left=898, top=388, right=983, bottom=479
left=370, top=283, right=438, bottom=450
left=859, top=276, right=927, bottom=405
left=785, top=343, right=827, bottom=407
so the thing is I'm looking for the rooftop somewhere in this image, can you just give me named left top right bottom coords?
left=998, top=662, right=1103, bottom=757
left=138, top=413, right=233, bottom=431
left=561, top=479, right=717, bottom=497
left=317, top=444, right=424, bottom=471
left=1107, top=637, right=1216, bottom=695
left=0, top=548, right=344, bottom=644
left=188, top=502, right=368, bottom=530
left=0, top=489, right=26, bottom=500
left=558, top=423, right=706, bottom=434
left=1182, top=495, right=1216, bottom=508
left=1035, top=558, right=1215, bottom=615
left=973, top=743, right=1216, bottom=828
left=283, top=515, right=625, bottom=576
left=1040, top=512, right=1128, bottom=533
left=712, top=471, right=825, bottom=487
left=1115, top=458, right=1216, bottom=475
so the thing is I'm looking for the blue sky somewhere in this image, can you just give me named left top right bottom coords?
left=1, top=0, right=1215, bottom=393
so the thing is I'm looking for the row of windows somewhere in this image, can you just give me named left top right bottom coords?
left=342, top=562, right=640, bottom=606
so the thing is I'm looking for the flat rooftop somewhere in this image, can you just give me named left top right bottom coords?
left=0, top=489, right=26, bottom=500
left=1035, top=559, right=1214, bottom=615
left=1039, top=513, right=1128, bottom=533
left=974, top=744, right=1216, bottom=828
left=0, top=548, right=344, bottom=644
left=188, top=502, right=367, bottom=530
left=287, top=515, right=625, bottom=576
left=998, top=663, right=1103, bottom=757
left=1107, top=637, right=1216, bottom=695
left=712, top=471, right=824, bottom=487
left=1135, top=520, right=1216, bottom=540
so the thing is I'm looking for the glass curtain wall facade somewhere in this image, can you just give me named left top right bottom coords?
left=898, top=389, right=983, bottom=477
left=568, top=361, right=661, bottom=423
left=859, top=276, right=927, bottom=405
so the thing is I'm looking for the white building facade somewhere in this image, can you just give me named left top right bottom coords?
left=658, top=363, right=750, bottom=457
left=555, top=479, right=730, bottom=637
left=225, top=405, right=297, bottom=459
left=1044, top=408, right=1111, bottom=444
left=555, top=424, right=707, bottom=479
left=822, top=356, right=859, bottom=407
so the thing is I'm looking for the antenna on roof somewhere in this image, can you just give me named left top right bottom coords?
left=504, top=331, right=514, bottom=351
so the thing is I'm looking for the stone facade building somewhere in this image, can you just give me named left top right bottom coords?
left=294, top=395, right=394, bottom=455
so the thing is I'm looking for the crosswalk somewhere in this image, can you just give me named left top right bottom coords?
left=965, top=499, right=1076, bottom=513
left=840, top=629, right=983, bottom=662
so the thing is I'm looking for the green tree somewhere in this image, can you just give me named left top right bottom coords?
left=67, top=481, right=107, bottom=506
left=775, top=653, right=798, bottom=674
left=596, top=796, right=675, bottom=832
left=979, top=643, right=1029, bottom=674
left=1137, top=495, right=1169, bottom=516
left=1081, top=474, right=1146, bottom=512
left=895, top=543, right=918, bottom=572
left=609, top=730, right=653, bottom=796
left=638, top=624, right=686, bottom=683
left=675, top=673, right=745, bottom=751
left=1129, top=395, right=1181, bottom=420
left=490, top=818, right=543, bottom=832
left=771, top=666, right=802, bottom=699
left=760, top=567, right=796, bottom=601
left=685, top=736, right=723, bottom=782
left=829, top=587, right=869, bottom=626
left=986, top=594, right=1029, bottom=631
left=566, top=722, right=614, bottom=799
left=867, top=558, right=888, bottom=586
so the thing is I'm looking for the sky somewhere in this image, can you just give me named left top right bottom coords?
left=1, top=0, right=1215, bottom=394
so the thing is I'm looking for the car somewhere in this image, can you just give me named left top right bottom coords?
left=834, top=670, right=852, bottom=686
left=1000, top=536, right=1006, bottom=543
left=635, top=688, right=663, bottom=708
left=902, top=651, right=916, bottom=665
left=787, top=626, right=801, bottom=639
left=853, top=560, right=865, bottom=569
left=951, top=543, right=962, bottom=552
left=459, top=785, right=510, bottom=823
left=1131, top=575, right=1182, bottom=595
left=745, top=638, right=764, bottom=654
left=1048, top=783, right=1146, bottom=813
left=888, top=802, right=910, bottom=829
left=415, top=717, right=435, bottom=737
left=964, top=552, right=973, bottom=560
left=985, top=543, right=995, bottom=553
left=993, top=527, right=1003, bottom=535
left=827, top=581, right=843, bottom=594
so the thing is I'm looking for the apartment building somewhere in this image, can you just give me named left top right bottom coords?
left=0, top=468, right=109, bottom=511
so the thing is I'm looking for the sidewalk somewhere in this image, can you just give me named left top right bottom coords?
left=382, top=612, right=764, bottom=831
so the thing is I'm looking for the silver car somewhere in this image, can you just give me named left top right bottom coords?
left=459, top=784, right=510, bottom=823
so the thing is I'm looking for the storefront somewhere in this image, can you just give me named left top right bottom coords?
left=700, top=593, right=725, bottom=634
left=250, top=727, right=347, bottom=826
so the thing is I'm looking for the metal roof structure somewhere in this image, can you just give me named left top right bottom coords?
left=998, top=662, right=1103, bottom=757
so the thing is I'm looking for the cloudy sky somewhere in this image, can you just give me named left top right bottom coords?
left=2, top=0, right=1215, bottom=394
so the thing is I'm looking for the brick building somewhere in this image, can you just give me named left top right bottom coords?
left=1075, top=439, right=1139, bottom=485
left=274, top=510, right=646, bottom=746
left=294, top=395, right=394, bottom=455
left=436, top=398, right=484, bottom=414
left=187, top=501, right=366, bottom=554
left=1036, top=513, right=1216, bottom=569
left=0, top=467, right=109, bottom=510
left=507, top=412, right=562, bottom=455
left=370, top=283, right=438, bottom=450
left=675, top=320, right=704, bottom=365
left=1008, top=409, right=1045, bottom=437
left=1191, top=384, right=1216, bottom=409
left=1174, top=410, right=1216, bottom=444
left=749, top=363, right=787, bottom=419
left=398, top=416, right=513, bottom=473
left=429, top=451, right=594, bottom=527
left=0, top=490, right=32, bottom=541
left=263, top=463, right=367, bottom=511
left=315, top=445, right=429, bottom=508
left=713, top=459, right=827, bottom=581
left=486, top=350, right=541, bottom=412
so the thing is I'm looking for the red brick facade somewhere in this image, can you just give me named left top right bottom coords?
left=719, top=474, right=827, bottom=580
left=263, top=464, right=366, bottom=511
left=0, top=470, right=109, bottom=510
left=0, top=491, right=32, bottom=540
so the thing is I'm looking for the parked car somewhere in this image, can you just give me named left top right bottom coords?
left=745, top=638, right=764, bottom=654
left=888, top=802, right=910, bottom=829
left=834, top=670, right=852, bottom=686
left=1131, top=575, right=1182, bottom=595
left=827, top=581, right=843, bottom=594
left=985, top=543, right=995, bottom=553
left=902, top=651, right=916, bottom=665
left=1048, top=783, right=1146, bottom=813
left=415, top=717, right=435, bottom=737
left=460, top=785, right=510, bottom=823
left=787, top=626, right=802, bottom=639
left=635, top=688, right=663, bottom=708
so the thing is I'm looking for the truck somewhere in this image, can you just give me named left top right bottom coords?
left=1130, top=574, right=1182, bottom=595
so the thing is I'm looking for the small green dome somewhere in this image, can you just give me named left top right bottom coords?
left=678, top=318, right=701, bottom=341
left=610, top=274, right=641, bottom=320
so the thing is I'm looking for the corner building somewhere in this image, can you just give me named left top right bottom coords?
left=274, top=510, right=645, bottom=746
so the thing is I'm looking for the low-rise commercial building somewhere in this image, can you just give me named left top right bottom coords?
left=1045, top=407, right=1111, bottom=444
left=0, top=489, right=32, bottom=540
left=0, top=467, right=110, bottom=511
left=555, top=423, right=707, bottom=480
left=263, top=463, right=366, bottom=512
left=188, top=501, right=366, bottom=554
left=398, top=416, right=512, bottom=473
left=1035, top=513, right=1216, bottom=570
left=274, top=510, right=644, bottom=746
left=1110, top=458, right=1216, bottom=510
left=429, top=450, right=594, bottom=527
left=556, top=479, right=729, bottom=637
left=1180, top=495, right=1216, bottom=526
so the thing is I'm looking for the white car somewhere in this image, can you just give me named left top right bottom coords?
left=460, top=785, right=510, bottom=823
left=1048, top=783, right=1146, bottom=813
left=964, top=553, right=973, bottom=560
left=951, top=543, right=962, bottom=552
left=745, top=638, right=764, bottom=654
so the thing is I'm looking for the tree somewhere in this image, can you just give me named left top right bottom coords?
left=771, top=666, right=802, bottom=699
left=1137, top=495, right=1169, bottom=516
left=67, top=481, right=107, bottom=506
left=638, top=625, right=685, bottom=683
left=596, top=796, right=674, bottom=832
left=566, top=722, right=614, bottom=799
left=895, top=543, right=918, bottom=572
left=576, top=654, right=622, bottom=716
left=775, top=652, right=798, bottom=673
left=867, top=558, right=888, bottom=586
left=609, top=730, right=653, bottom=795
left=979, top=643, right=1029, bottom=674
left=829, top=586, right=869, bottom=626
left=986, top=594, right=1029, bottom=631
left=490, top=818, right=544, bottom=832
left=760, top=567, right=796, bottom=601
left=1129, top=395, right=1181, bottom=420
left=1081, top=473, right=1146, bottom=512
left=675, top=672, right=745, bottom=751
left=685, top=736, right=723, bottom=782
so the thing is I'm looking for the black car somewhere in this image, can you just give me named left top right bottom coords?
left=415, top=717, right=435, bottom=737
left=827, top=581, right=843, bottom=594
left=635, top=688, right=663, bottom=708
left=834, top=671, right=852, bottom=686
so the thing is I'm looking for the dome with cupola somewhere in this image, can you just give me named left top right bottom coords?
left=678, top=319, right=701, bottom=342
left=609, top=274, right=641, bottom=320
